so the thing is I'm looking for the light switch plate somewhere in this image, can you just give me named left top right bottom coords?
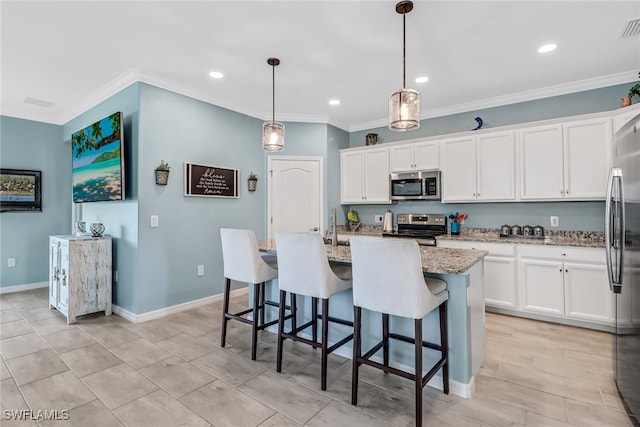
left=197, top=265, right=204, bottom=276
left=150, top=215, right=159, bottom=228
left=7, top=258, right=16, bottom=268
left=550, top=216, right=559, bottom=227
left=374, top=214, right=383, bottom=224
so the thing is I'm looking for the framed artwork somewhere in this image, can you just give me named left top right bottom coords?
left=184, top=162, right=238, bottom=198
left=0, top=169, right=42, bottom=212
left=71, top=111, right=125, bottom=203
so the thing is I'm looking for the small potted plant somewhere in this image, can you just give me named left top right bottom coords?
left=622, top=72, right=640, bottom=107
left=155, top=160, right=170, bottom=185
left=248, top=172, right=258, bottom=192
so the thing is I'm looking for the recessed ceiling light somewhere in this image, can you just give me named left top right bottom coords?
left=537, top=43, right=557, bottom=53
left=329, top=99, right=340, bottom=106
left=415, top=76, right=429, bottom=83
left=208, top=71, right=224, bottom=79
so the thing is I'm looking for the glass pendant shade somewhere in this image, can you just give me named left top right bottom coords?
left=389, top=88, right=420, bottom=131
left=262, top=121, right=285, bottom=151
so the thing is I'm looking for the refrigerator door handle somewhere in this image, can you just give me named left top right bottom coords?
left=605, top=168, right=623, bottom=292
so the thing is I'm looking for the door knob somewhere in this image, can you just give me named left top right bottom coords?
left=309, top=227, right=319, bottom=232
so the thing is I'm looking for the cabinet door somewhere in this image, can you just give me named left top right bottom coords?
left=441, top=136, right=477, bottom=201
left=57, top=241, right=69, bottom=315
left=564, top=262, right=612, bottom=323
left=519, top=125, right=564, bottom=200
left=476, top=131, right=516, bottom=201
left=340, top=151, right=365, bottom=203
left=563, top=118, right=612, bottom=199
left=363, top=147, right=391, bottom=203
left=49, top=240, right=58, bottom=308
left=520, top=258, right=564, bottom=315
left=389, top=144, right=414, bottom=172
left=484, top=256, right=517, bottom=309
left=413, top=140, right=439, bottom=170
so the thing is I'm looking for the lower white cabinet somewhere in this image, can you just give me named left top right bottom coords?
left=438, top=239, right=613, bottom=327
left=438, top=240, right=517, bottom=309
left=518, top=245, right=613, bottom=325
left=49, top=235, right=112, bottom=324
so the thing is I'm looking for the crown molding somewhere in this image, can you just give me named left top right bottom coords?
left=348, top=70, right=639, bottom=132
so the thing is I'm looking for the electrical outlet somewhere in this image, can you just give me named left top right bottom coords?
left=197, top=265, right=204, bottom=276
left=550, top=216, right=560, bottom=227
left=150, top=215, right=159, bottom=228
left=7, top=258, right=16, bottom=268
left=374, top=214, right=383, bottom=224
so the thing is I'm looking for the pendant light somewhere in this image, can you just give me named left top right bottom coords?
left=389, top=1, right=420, bottom=131
left=263, top=57, right=285, bottom=151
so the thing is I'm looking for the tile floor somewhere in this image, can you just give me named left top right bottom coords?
left=0, top=287, right=635, bottom=426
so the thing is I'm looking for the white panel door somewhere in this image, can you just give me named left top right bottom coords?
left=340, top=151, right=365, bottom=203
left=389, top=144, right=414, bottom=172
left=363, top=147, right=390, bottom=203
left=413, top=140, right=439, bottom=170
left=564, top=262, right=612, bottom=323
left=520, top=258, right=564, bottom=315
left=484, top=256, right=517, bottom=308
left=269, top=156, right=323, bottom=239
left=441, top=136, right=476, bottom=201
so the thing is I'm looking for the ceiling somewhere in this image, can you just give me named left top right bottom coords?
left=2, top=1, right=639, bottom=132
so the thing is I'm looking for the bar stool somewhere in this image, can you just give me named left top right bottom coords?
left=349, top=236, right=449, bottom=427
left=275, top=231, right=354, bottom=391
left=220, top=228, right=283, bottom=360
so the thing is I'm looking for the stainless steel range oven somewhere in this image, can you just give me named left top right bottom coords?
left=382, top=213, right=447, bottom=246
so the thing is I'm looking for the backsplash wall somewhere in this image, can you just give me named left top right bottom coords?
left=344, top=201, right=605, bottom=232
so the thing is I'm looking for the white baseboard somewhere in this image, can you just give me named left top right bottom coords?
left=0, top=281, right=48, bottom=295
left=263, top=324, right=475, bottom=399
left=112, top=287, right=248, bottom=323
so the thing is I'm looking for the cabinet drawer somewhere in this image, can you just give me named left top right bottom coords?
left=438, top=239, right=515, bottom=256
left=517, top=245, right=604, bottom=263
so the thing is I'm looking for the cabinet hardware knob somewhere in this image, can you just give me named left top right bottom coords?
left=565, top=269, right=568, bottom=272
left=561, top=253, right=566, bottom=256
left=559, top=269, right=563, bottom=272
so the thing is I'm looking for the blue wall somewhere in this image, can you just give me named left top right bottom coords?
left=0, top=117, right=66, bottom=287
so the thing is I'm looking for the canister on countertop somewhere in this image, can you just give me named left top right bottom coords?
left=511, top=225, right=522, bottom=235
left=500, top=224, right=511, bottom=235
left=522, top=225, right=533, bottom=236
left=383, top=210, right=394, bottom=233
left=533, top=225, right=545, bottom=236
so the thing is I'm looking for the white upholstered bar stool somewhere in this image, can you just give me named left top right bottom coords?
left=220, top=228, right=282, bottom=360
left=275, top=231, right=354, bottom=391
left=349, top=236, right=449, bottom=427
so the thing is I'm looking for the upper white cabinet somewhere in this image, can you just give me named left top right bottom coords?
left=341, top=146, right=391, bottom=204
left=441, top=131, right=516, bottom=202
left=519, top=118, right=611, bottom=200
left=390, top=140, right=439, bottom=172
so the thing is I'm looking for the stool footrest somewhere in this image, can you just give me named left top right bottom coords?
left=388, top=332, right=444, bottom=352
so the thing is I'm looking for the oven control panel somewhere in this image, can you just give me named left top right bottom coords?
left=397, top=214, right=447, bottom=225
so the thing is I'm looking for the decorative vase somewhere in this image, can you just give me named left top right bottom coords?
left=90, top=223, right=105, bottom=237
left=248, top=179, right=257, bottom=192
left=74, top=221, right=86, bottom=236
left=622, top=96, right=632, bottom=107
left=451, top=222, right=460, bottom=235
left=155, top=170, right=170, bottom=185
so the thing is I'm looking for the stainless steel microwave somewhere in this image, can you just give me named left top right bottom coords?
left=390, top=170, right=441, bottom=201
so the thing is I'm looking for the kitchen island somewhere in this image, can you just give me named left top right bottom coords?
left=257, top=240, right=488, bottom=398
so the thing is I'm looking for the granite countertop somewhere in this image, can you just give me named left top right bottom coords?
left=334, top=225, right=605, bottom=248
left=258, top=239, right=487, bottom=275
left=436, top=228, right=605, bottom=248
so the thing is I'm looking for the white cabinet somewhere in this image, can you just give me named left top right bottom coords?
left=518, top=245, right=613, bottom=324
left=519, top=118, right=611, bottom=200
left=437, top=240, right=517, bottom=309
left=340, top=146, right=391, bottom=204
left=441, top=131, right=515, bottom=202
left=390, top=140, right=439, bottom=172
left=49, top=235, right=112, bottom=324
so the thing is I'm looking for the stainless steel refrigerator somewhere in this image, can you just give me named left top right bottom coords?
left=606, top=112, right=640, bottom=425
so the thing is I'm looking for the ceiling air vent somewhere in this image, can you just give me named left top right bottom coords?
left=621, top=18, right=640, bottom=38
left=23, top=97, right=53, bottom=107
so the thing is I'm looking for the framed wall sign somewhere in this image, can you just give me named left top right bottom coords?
left=184, top=162, right=238, bottom=198
left=0, top=169, right=42, bottom=212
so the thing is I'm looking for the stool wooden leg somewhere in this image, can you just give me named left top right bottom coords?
left=251, top=282, right=260, bottom=360
left=382, top=313, right=390, bottom=369
left=276, top=290, right=287, bottom=373
left=321, top=298, right=329, bottom=391
left=312, top=297, right=318, bottom=345
left=221, top=278, right=231, bottom=348
left=440, top=301, right=449, bottom=394
left=259, top=282, right=266, bottom=328
left=415, top=318, right=423, bottom=427
left=351, top=306, right=362, bottom=406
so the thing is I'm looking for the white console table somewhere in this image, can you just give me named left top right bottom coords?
left=49, top=235, right=112, bottom=324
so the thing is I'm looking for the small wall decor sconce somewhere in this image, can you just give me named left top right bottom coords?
left=155, top=160, right=170, bottom=185
left=248, top=172, right=258, bottom=192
